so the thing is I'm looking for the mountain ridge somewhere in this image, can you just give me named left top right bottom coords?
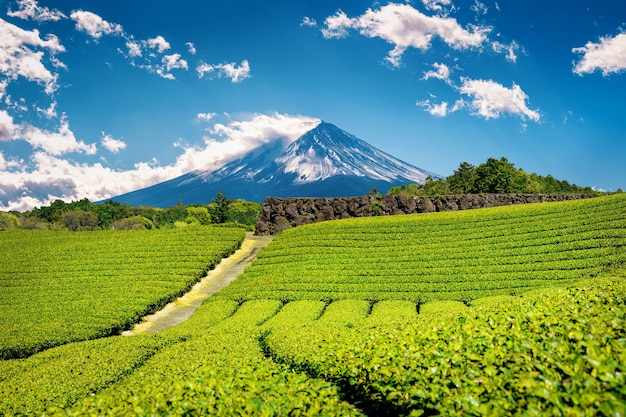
left=109, top=121, right=440, bottom=207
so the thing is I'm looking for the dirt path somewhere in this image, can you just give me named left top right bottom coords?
left=123, top=232, right=274, bottom=336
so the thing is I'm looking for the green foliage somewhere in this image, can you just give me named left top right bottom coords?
left=111, top=215, right=155, bottom=230
left=18, top=195, right=262, bottom=231
left=214, top=194, right=626, bottom=302
left=186, top=206, right=211, bottom=225
left=447, top=161, right=475, bottom=194
left=0, top=335, right=173, bottom=415
left=226, top=200, right=262, bottom=228
left=472, top=157, right=524, bottom=193
left=264, top=277, right=626, bottom=416
left=0, top=212, right=20, bottom=230
left=59, top=300, right=363, bottom=416
left=0, top=227, right=245, bottom=359
left=208, top=191, right=231, bottom=224
left=61, top=209, right=99, bottom=231
left=0, top=195, right=624, bottom=415
left=389, top=157, right=598, bottom=196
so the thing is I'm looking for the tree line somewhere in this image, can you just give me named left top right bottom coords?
left=389, top=157, right=613, bottom=197
left=0, top=192, right=261, bottom=231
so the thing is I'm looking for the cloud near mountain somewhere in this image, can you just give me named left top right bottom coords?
left=0, top=113, right=320, bottom=211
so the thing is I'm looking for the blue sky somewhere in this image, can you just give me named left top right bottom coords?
left=1, top=0, right=625, bottom=210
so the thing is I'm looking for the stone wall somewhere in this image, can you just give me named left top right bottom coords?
left=255, top=193, right=598, bottom=235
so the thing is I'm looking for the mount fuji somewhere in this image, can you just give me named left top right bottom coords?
left=110, top=122, right=440, bottom=207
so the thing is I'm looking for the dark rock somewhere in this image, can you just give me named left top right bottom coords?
left=255, top=194, right=598, bottom=234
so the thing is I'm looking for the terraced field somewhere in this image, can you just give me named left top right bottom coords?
left=0, top=227, right=245, bottom=359
left=215, top=194, right=626, bottom=302
left=0, top=194, right=625, bottom=415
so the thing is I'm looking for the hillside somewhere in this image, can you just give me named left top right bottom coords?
left=217, top=194, right=626, bottom=301
left=0, top=195, right=624, bottom=415
left=109, top=122, right=440, bottom=206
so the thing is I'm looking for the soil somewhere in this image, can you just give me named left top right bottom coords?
left=122, top=232, right=274, bottom=335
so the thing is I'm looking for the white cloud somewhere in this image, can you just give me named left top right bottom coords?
left=422, top=62, right=452, bottom=83
left=70, top=10, right=123, bottom=40
left=7, top=0, right=66, bottom=22
left=0, top=18, right=65, bottom=95
left=162, top=53, right=188, bottom=72
left=492, top=40, right=521, bottom=63
left=416, top=100, right=449, bottom=117
left=322, top=4, right=490, bottom=67
left=101, top=133, right=126, bottom=153
left=197, top=59, right=251, bottom=83
left=471, top=0, right=488, bottom=16
left=0, top=110, right=17, bottom=140
left=18, top=116, right=97, bottom=155
left=0, top=150, right=23, bottom=171
left=0, top=113, right=320, bottom=211
left=197, top=112, right=218, bottom=122
left=186, top=42, right=197, bottom=55
left=573, top=32, right=626, bottom=76
left=147, top=35, right=170, bottom=53
left=458, top=78, right=540, bottom=121
left=422, top=0, right=452, bottom=13
left=126, top=40, right=142, bottom=57
left=301, top=17, right=317, bottom=27
left=154, top=53, right=188, bottom=79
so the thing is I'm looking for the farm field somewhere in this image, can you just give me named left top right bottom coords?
left=215, top=193, right=626, bottom=302
left=0, top=194, right=625, bottom=415
left=0, top=226, right=245, bottom=359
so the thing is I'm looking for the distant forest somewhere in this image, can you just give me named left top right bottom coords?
left=389, top=157, right=614, bottom=197
left=0, top=192, right=261, bottom=231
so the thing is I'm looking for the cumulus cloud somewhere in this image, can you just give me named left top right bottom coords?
left=66, top=9, right=249, bottom=83
left=126, top=40, right=142, bottom=57
left=422, top=62, right=452, bottom=83
left=146, top=35, right=170, bottom=53
left=492, top=40, right=522, bottom=63
left=70, top=10, right=123, bottom=39
left=416, top=100, right=449, bottom=117
left=7, top=0, right=66, bottom=22
left=0, top=113, right=320, bottom=211
left=573, top=32, right=626, bottom=76
left=422, top=0, right=453, bottom=13
left=301, top=17, right=317, bottom=27
left=18, top=116, right=97, bottom=155
left=101, top=133, right=126, bottom=153
left=197, top=59, right=251, bottom=83
left=186, top=42, right=197, bottom=55
left=458, top=78, right=540, bottom=121
left=321, top=3, right=490, bottom=67
left=154, top=53, right=188, bottom=79
left=417, top=77, right=539, bottom=123
left=197, top=112, right=218, bottom=122
left=0, top=18, right=65, bottom=95
left=0, top=110, right=17, bottom=140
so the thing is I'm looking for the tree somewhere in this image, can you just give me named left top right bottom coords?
left=447, top=162, right=475, bottom=194
left=95, top=200, right=128, bottom=228
left=226, top=200, right=262, bottom=228
left=62, top=210, right=99, bottom=231
left=472, top=157, right=524, bottom=194
left=186, top=206, right=211, bottom=225
left=112, top=216, right=155, bottom=230
left=0, top=212, right=21, bottom=230
left=209, top=191, right=231, bottom=224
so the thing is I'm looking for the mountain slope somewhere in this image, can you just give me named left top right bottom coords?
left=110, top=122, right=439, bottom=207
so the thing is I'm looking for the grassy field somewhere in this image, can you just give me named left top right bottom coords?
left=0, top=195, right=625, bottom=415
left=0, top=226, right=245, bottom=359
left=215, top=194, right=626, bottom=302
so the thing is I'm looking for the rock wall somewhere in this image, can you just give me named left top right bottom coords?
left=255, top=193, right=598, bottom=235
